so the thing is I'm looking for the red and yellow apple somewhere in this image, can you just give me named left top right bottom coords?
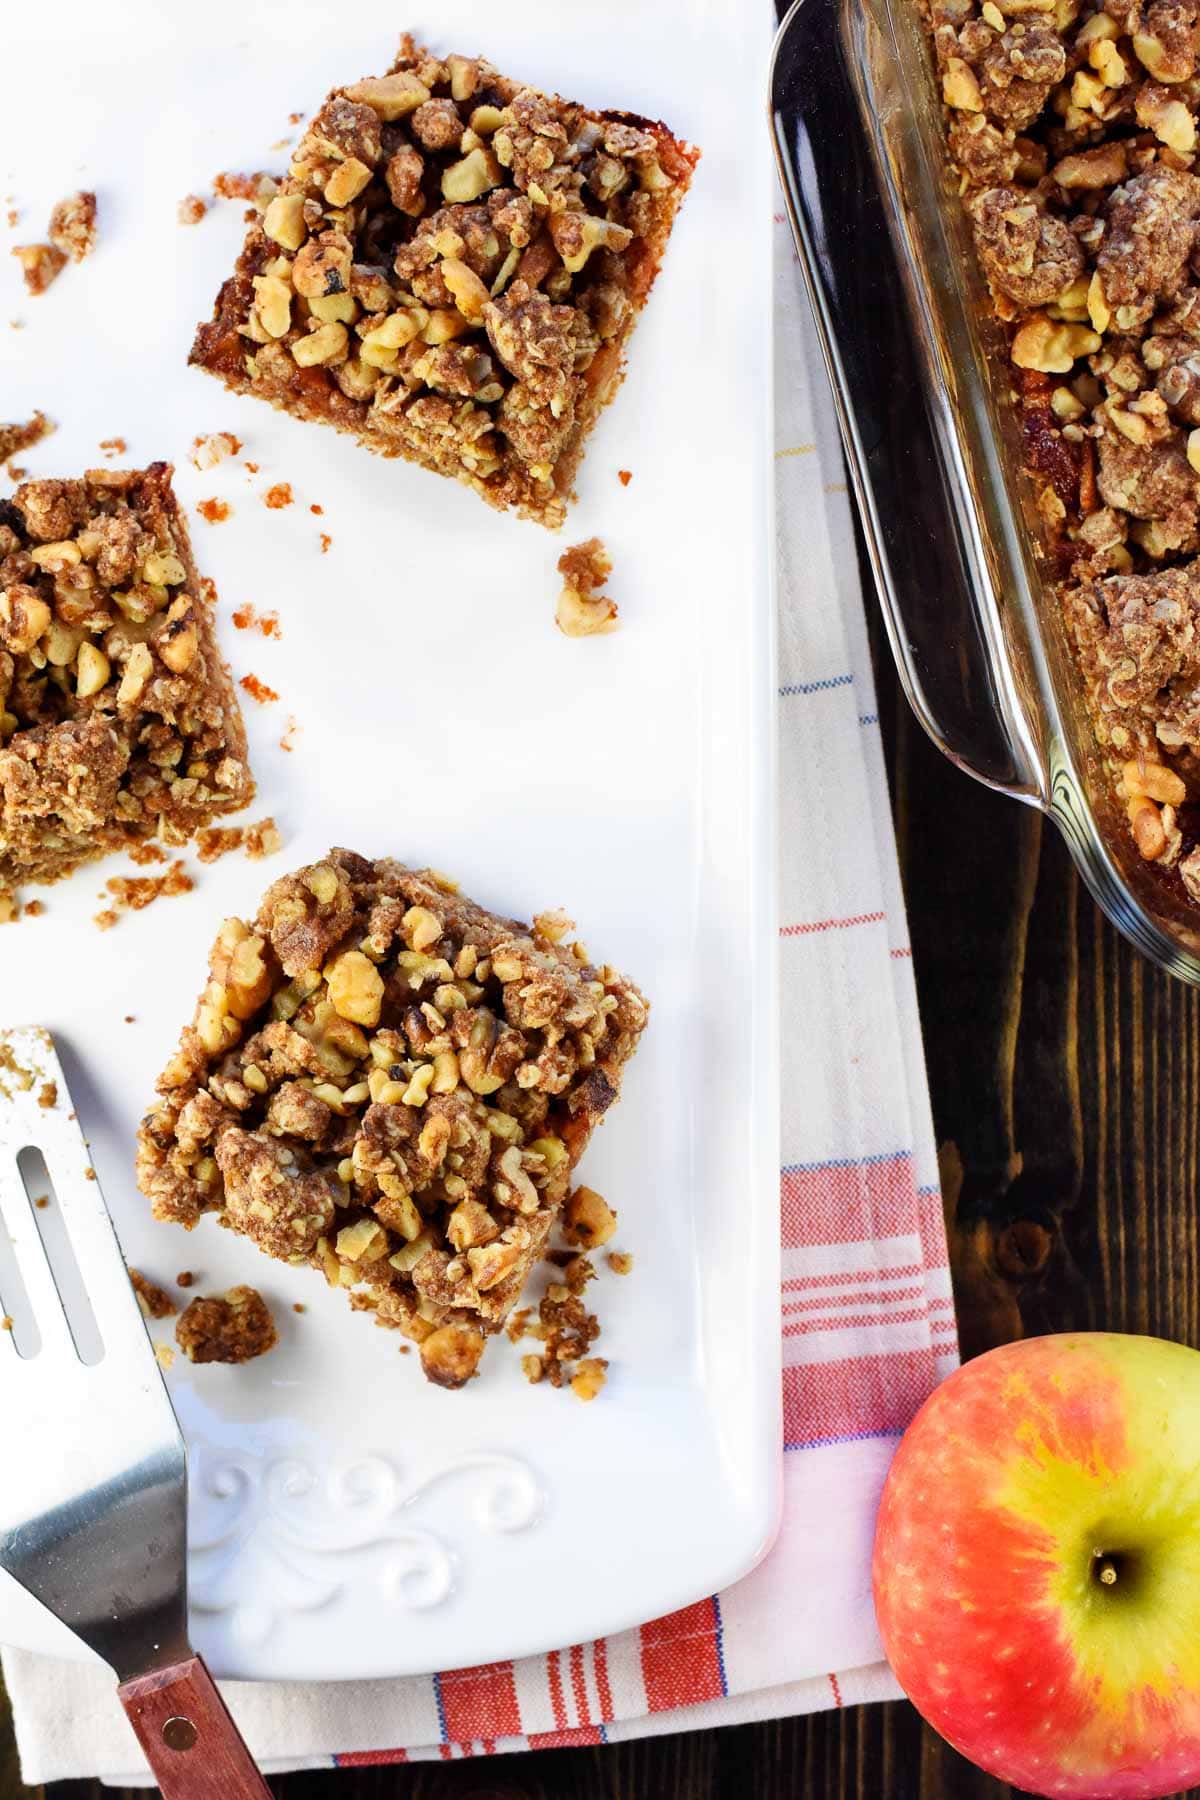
left=874, top=1333, right=1200, bottom=1800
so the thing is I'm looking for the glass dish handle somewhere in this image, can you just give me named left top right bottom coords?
left=769, top=0, right=1048, bottom=807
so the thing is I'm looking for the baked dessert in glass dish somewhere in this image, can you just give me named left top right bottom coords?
left=136, top=850, right=649, bottom=1388
left=0, top=466, right=252, bottom=893
left=923, top=0, right=1200, bottom=908
left=190, top=34, right=699, bottom=527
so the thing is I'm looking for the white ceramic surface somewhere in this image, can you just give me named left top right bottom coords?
left=0, top=0, right=779, bottom=1680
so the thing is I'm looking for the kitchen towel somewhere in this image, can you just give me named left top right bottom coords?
left=1, top=190, right=959, bottom=1794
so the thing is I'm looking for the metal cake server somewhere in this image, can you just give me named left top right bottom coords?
left=0, top=1026, right=269, bottom=1798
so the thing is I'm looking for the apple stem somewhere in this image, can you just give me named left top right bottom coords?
left=1097, top=1557, right=1118, bottom=1587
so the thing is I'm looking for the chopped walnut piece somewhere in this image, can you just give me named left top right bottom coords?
left=137, top=851, right=648, bottom=1386
left=570, top=1357, right=608, bottom=1401
left=176, top=1284, right=278, bottom=1364
left=190, top=432, right=242, bottom=470
left=12, top=243, right=66, bottom=295
left=556, top=537, right=618, bottom=637
left=245, top=817, right=282, bottom=859
left=47, top=192, right=97, bottom=262
left=129, top=1268, right=177, bottom=1320
left=420, top=1322, right=485, bottom=1388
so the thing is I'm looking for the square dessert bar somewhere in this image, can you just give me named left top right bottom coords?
left=136, top=851, right=649, bottom=1387
left=190, top=35, right=699, bottom=527
left=0, top=466, right=252, bottom=889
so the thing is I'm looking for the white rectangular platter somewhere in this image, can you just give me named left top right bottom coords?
left=0, top=0, right=779, bottom=1680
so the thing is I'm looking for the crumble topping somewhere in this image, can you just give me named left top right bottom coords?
left=129, top=1267, right=177, bottom=1319
left=12, top=243, right=66, bottom=296
left=196, top=498, right=230, bottom=524
left=0, top=413, right=53, bottom=467
left=196, top=816, right=282, bottom=862
left=176, top=1284, right=278, bottom=1363
left=179, top=195, right=209, bottom=226
left=556, top=536, right=618, bottom=636
left=231, top=604, right=281, bottom=637
left=239, top=673, right=279, bottom=704
left=263, top=482, right=292, bottom=509
left=927, top=0, right=1200, bottom=898
left=94, top=860, right=194, bottom=929
left=48, top=192, right=97, bottom=263
left=190, top=35, right=698, bottom=529
left=136, top=850, right=649, bottom=1387
left=213, top=171, right=277, bottom=206
left=190, top=433, right=242, bottom=470
left=0, top=465, right=253, bottom=891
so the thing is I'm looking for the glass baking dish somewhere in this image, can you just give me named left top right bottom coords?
left=770, top=0, right=1200, bottom=979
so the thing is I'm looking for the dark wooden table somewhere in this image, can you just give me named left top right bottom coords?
left=6, top=582, right=1198, bottom=1800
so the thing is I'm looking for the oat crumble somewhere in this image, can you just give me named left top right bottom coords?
left=136, top=850, right=649, bottom=1387
left=239, top=673, right=279, bottom=704
left=0, top=466, right=253, bottom=891
left=0, top=414, right=53, bottom=466
left=94, top=861, right=194, bottom=929
left=556, top=536, right=617, bottom=636
left=190, top=35, right=698, bottom=528
left=211, top=173, right=278, bottom=220
left=195, top=815, right=282, bottom=863
left=262, top=482, right=292, bottom=509
left=179, top=195, right=209, bottom=226
left=48, top=192, right=97, bottom=263
left=190, top=433, right=242, bottom=471
left=231, top=604, right=281, bottom=637
left=196, top=498, right=230, bottom=524
left=129, top=1267, right=177, bottom=1319
left=176, top=1283, right=278, bottom=1363
left=926, top=0, right=1200, bottom=900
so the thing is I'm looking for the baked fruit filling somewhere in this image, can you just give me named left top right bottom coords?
left=0, top=465, right=252, bottom=890
left=136, top=851, right=648, bottom=1388
left=925, top=0, right=1200, bottom=901
left=190, top=34, right=699, bottom=527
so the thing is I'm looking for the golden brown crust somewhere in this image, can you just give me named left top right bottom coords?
left=0, top=464, right=253, bottom=888
left=137, top=850, right=649, bottom=1384
left=190, top=36, right=698, bottom=528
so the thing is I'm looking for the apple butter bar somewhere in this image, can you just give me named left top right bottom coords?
left=190, top=35, right=698, bottom=528
left=923, top=0, right=1200, bottom=905
left=0, top=465, right=252, bottom=890
left=136, top=851, right=649, bottom=1388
